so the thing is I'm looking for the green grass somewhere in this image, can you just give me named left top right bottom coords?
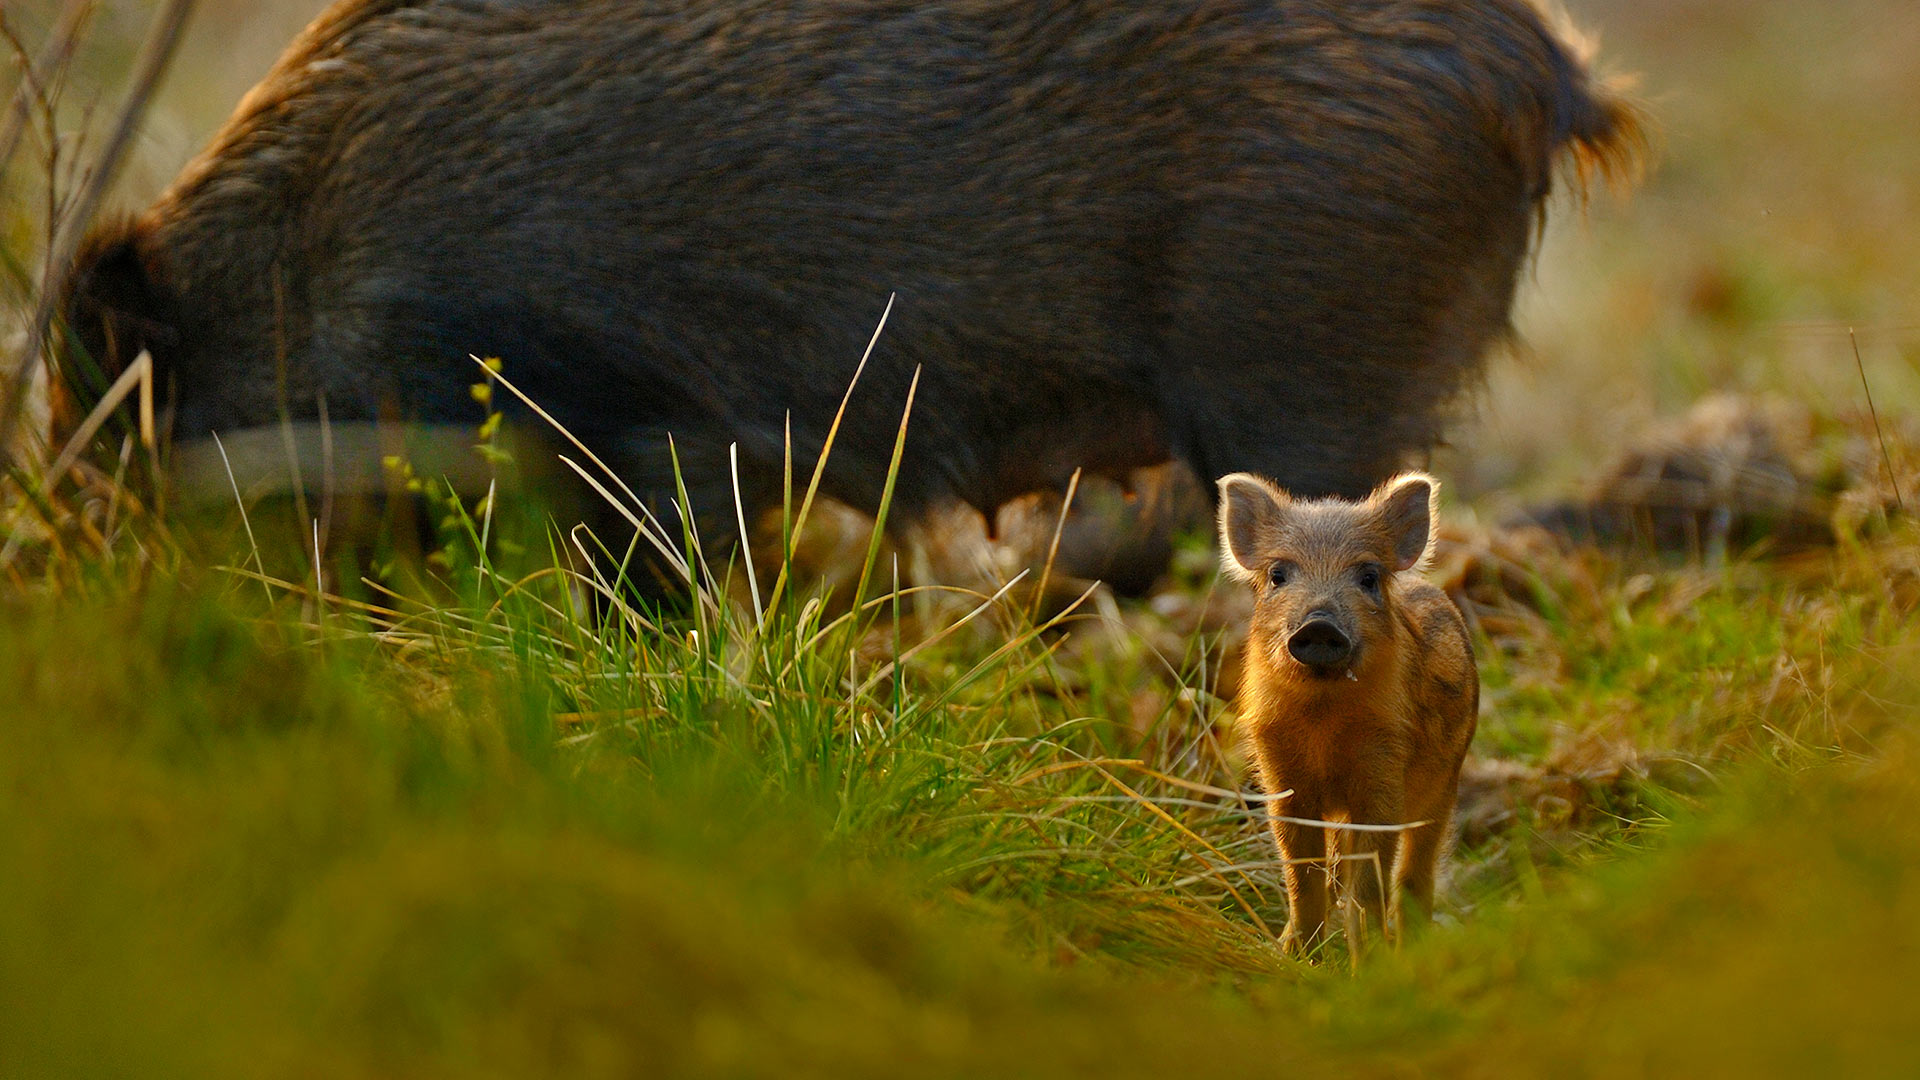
left=0, top=363, right=1915, bottom=1078
left=1474, top=552, right=1899, bottom=763
left=3, top=323, right=1918, bottom=1075
left=1, top=513, right=1917, bottom=1077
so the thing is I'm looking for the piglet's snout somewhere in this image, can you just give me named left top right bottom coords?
left=1287, top=615, right=1353, bottom=670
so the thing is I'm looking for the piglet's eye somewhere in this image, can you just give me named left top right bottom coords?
left=1268, top=562, right=1290, bottom=587
left=1357, top=565, right=1382, bottom=594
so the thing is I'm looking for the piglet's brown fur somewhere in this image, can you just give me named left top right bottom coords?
left=1218, top=471, right=1477, bottom=957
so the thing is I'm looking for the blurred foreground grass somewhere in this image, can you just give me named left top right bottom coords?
left=0, top=497, right=1916, bottom=1076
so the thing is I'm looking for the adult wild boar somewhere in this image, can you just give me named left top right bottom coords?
left=63, top=0, right=1638, bottom=569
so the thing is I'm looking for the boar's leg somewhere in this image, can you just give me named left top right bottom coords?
left=1340, top=787, right=1408, bottom=952
left=1270, top=802, right=1331, bottom=959
left=1396, top=762, right=1465, bottom=932
left=578, top=425, right=789, bottom=594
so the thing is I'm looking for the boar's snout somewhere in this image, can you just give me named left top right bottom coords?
left=1287, top=614, right=1353, bottom=673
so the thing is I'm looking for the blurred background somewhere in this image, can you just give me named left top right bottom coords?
left=1485, top=1, right=1920, bottom=491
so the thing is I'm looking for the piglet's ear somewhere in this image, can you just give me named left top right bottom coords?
left=1372, top=472, right=1439, bottom=572
left=1216, top=472, right=1290, bottom=583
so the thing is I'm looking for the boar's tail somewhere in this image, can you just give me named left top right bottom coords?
left=1524, top=1, right=1649, bottom=203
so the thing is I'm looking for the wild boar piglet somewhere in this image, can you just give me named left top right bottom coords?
left=1217, top=471, right=1477, bottom=957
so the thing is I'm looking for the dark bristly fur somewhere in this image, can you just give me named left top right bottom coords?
left=1218, top=470, right=1478, bottom=958
left=60, top=0, right=1640, bottom=556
